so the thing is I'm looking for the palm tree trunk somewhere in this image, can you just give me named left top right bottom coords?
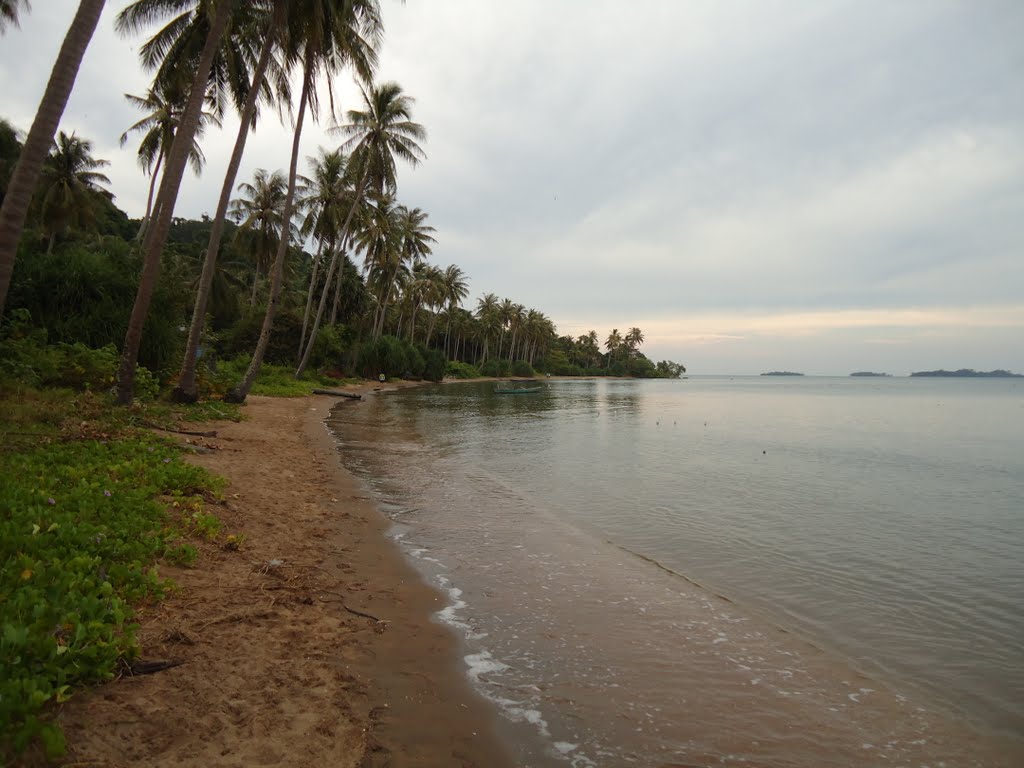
left=295, top=172, right=368, bottom=377
left=329, top=254, right=344, bottom=324
left=136, top=151, right=163, bottom=242
left=0, top=0, right=105, bottom=317
left=173, top=23, right=277, bottom=403
left=227, top=52, right=312, bottom=403
left=426, top=312, right=440, bottom=348
left=114, top=0, right=233, bottom=404
left=299, top=241, right=325, bottom=358
left=296, top=244, right=342, bottom=376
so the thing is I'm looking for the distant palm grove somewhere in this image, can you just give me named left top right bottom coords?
left=0, top=0, right=685, bottom=404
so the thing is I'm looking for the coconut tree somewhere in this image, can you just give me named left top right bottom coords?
left=114, top=0, right=237, bottom=404
left=625, top=327, right=645, bottom=357
left=406, top=261, right=443, bottom=344
left=229, top=0, right=382, bottom=400
left=228, top=168, right=291, bottom=305
left=120, top=85, right=221, bottom=239
left=507, top=303, right=526, bottom=362
left=0, top=0, right=106, bottom=318
left=37, top=130, right=110, bottom=252
left=475, top=292, right=500, bottom=364
left=0, top=0, right=29, bottom=33
left=605, top=328, right=623, bottom=369
left=295, top=147, right=351, bottom=354
left=294, top=79, right=426, bottom=375
left=171, top=0, right=293, bottom=403
left=441, top=263, right=468, bottom=359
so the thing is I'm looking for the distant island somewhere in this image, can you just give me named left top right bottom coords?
left=850, top=371, right=891, bottom=377
left=910, top=369, right=1022, bottom=378
left=760, top=371, right=804, bottom=376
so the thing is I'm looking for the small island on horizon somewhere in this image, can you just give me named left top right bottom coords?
left=850, top=371, right=891, bottom=377
left=760, top=371, right=804, bottom=376
left=910, top=369, right=1022, bottom=378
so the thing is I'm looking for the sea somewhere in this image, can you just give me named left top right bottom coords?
left=324, top=376, right=1024, bottom=767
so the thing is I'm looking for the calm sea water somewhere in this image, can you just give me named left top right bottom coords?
left=326, top=376, right=1024, bottom=767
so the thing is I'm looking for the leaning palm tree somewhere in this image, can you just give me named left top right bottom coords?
left=114, top=0, right=237, bottom=404
left=0, top=0, right=106, bottom=318
left=0, top=0, right=29, bottom=33
left=172, top=0, right=293, bottom=403
left=37, top=130, right=110, bottom=252
left=228, top=168, right=291, bottom=305
left=295, top=147, right=354, bottom=356
left=229, top=0, right=382, bottom=399
left=120, top=85, right=221, bottom=239
left=294, top=78, right=427, bottom=376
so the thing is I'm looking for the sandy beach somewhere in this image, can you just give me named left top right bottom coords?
left=53, top=390, right=514, bottom=768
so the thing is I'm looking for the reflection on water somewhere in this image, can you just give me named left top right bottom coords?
left=327, top=377, right=1024, bottom=767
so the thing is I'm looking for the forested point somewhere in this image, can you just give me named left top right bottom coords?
left=0, top=121, right=684, bottom=391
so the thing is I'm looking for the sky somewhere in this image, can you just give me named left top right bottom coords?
left=2, top=0, right=1023, bottom=375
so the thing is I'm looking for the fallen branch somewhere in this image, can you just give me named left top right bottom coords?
left=311, top=388, right=362, bottom=400
left=144, top=422, right=218, bottom=438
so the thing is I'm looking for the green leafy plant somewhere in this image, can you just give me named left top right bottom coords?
left=0, top=430, right=223, bottom=759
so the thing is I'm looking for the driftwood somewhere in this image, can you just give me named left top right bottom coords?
left=311, top=388, right=362, bottom=400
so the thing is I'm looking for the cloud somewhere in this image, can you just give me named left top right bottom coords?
left=2, top=0, right=1022, bottom=374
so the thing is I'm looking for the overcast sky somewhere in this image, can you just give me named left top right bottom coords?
left=2, top=1, right=1022, bottom=375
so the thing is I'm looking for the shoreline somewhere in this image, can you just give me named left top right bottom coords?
left=53, top=389, right=514, bottom=767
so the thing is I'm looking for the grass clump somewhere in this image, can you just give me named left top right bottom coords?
left=216, top=358, right=355, bottom=397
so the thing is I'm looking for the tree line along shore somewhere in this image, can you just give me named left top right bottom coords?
left=0, top=1, right=686, bottom=761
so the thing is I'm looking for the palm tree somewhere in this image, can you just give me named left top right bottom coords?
left=294, top=78, right=428, bottom=375
left=230, top=0, right=382, bottom=399
left=625, top=327, right=645, bottom=357
left=407, top=261, right=442, bottom=344
left=115, top=0, right=237, bottom=404
left=120, top=85, right=221, bottom=239
left=441, top=264, right=468, bottom=358
left=0, top=0, right=29, bottom=33
left=388, top=204, right=434, bottom=339
left=475, top=292, right=500, bottom=364
left=172, top=0, right=292, bottom=403
left=229, top=168, right=291, bottom=305
left=605, top=328, right=623, bottom=369
left=296, top=146, right=352, bottom=354
left=0, top=0, right=106, bottom=317
left=37, top=130, right=110, bottom=252
left=507, top=303, right=526, bottom=362
left=577, top=330, right=600, bottom=369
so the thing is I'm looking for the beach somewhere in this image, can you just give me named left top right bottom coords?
left=53, top=390, right=514, bottom=768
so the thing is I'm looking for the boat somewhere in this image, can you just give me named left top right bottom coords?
left=494, top=385, right=543, bottom=394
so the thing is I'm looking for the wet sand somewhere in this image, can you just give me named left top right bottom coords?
left=53, top=390, right=515, bottom=768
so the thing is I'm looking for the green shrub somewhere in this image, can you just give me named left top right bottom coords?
left=510, top=360, right=535, bottom=377
left=444, top=360, right=479, bottom=379
left=215, top=357, right=340, bottom=397
left=479, top=358, right=511, bottom=377
left=7, top=239, right=188, bottom=374
left=0, top=316, right=159, bottom=399
left=422, top=349, right=446, bottom=382
left=355, top=335, right=431, bottom=379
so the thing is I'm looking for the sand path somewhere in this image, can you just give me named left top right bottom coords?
left=55, top=392, right=513, bottom=768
